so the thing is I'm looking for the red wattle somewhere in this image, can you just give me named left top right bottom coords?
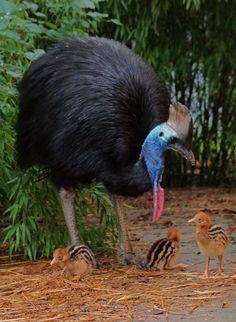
left=152, top=185, right=164, bottom=224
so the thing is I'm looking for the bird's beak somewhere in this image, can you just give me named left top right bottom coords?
left=50, top=257, right=57, bottom=265
left=188, top=217, right=196, bottom=223
left=169, top=142, right=195, bottom=166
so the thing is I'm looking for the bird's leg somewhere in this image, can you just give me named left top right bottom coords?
left=214, top=255, right=226, bottom=276
left=112, top=195, right=132, bottom=258
left=111, top=195, right=143, bottom=266
left=58, top=188, right=79, bottom=244
left=218, top=255, right=223, bottom=274
left=203, top=257, right=210, bottom=278
left=163, top=254, right=188, bottom=270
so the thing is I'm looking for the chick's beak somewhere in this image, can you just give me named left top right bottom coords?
left=169, top=142, right=195, bottom=166
left=50, top=257, right=57, bottom=265
left=188, top=217, right=196, bottom=223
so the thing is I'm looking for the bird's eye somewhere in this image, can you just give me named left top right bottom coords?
left=170, top=137, right=178, bottom=144
left=159, top=132, right=164, bottom=137
left=197, top=218, right=202, bottom=223
left=57, top=256, right=63, bottom=260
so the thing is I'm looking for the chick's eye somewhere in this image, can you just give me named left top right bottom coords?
left=159, top=132, right=164, bottom=137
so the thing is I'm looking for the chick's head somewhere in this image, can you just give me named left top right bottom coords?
left=188, top=211, right=211, bottom=227
left=50, top=248, right=69, bottom=266
left=167, top=228, right=181, bottom=242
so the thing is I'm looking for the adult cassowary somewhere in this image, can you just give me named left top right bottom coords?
left=16, top=37, right=195, bottom=265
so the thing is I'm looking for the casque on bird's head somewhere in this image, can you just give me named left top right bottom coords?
left=141, top=103, right=195, bottom=183
left=141, top=102, right=195, bottom=224
left=167, top=102, right=195, bottom=164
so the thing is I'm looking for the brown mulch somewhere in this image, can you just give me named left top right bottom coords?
left=1, top=187, right=236, bottom=321
left=0, top=258, right=236, bottom=321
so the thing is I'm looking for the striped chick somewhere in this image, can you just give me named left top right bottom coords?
left=146, top=228, right=187, bottom=271
left=50, top=244, right=99, bottom=278
left=188, top=212, right=229, bottom=278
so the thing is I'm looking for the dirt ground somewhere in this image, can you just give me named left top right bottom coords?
left=0, top=187, right=236, bottom=321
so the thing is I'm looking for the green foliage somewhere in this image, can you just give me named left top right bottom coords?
left=0, top=0, right=115, bottom=259
left=4, top=176, right=116, bottom=259
left=100, top=0, right=236, bottom=185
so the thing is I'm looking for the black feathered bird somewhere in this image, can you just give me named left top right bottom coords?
left=16, top=37, right=194, bottom=265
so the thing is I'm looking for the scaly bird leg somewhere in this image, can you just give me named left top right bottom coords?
left=204, top=257, right=210, bottom=278
left=59, top=188, right=79, bottom=244
left=112, top=195, right=132, bottom=252
left=112, top=195, right=143, bottom=266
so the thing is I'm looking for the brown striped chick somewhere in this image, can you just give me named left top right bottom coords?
left=146, top=228, right=187, bottom=271
left=50, top=244, right=99, bottom=278
left=188, top=212, right=229, bottom=278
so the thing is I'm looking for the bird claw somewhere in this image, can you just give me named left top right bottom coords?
left=213, top=269, right=226, bottom=277
left=174, top=263, right=188, bottom=271
left=178, top=264, right=188, bottom=270
left=117, top=249, right=146, bottom=269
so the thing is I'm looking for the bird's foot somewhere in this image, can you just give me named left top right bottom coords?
left=178, top=263, right=189, bottom=270
left=165, top=263, right=188, bottom=271
left=117, top=249, right=146, bottom=268
left=202, top=271, right=210, bottom=279
left=213, top=269, right=226, bottom=277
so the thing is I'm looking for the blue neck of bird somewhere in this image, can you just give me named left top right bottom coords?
left=141, top=123, right=169, bottom=185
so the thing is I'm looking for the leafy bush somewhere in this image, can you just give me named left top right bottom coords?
left=0, top=0, right=116, bottom=259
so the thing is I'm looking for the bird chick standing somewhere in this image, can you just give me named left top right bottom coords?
left=146, top=228, right=187, bottom=270
left=188, top=212, right=228, bottom=278
left=50, top=244, right=98, bottom=278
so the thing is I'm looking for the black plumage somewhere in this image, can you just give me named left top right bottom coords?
left=16, top=37, right=171, bottom=197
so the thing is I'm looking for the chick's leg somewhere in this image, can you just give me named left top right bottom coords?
left=164, top=255, right=188, bottom=271
left=204, top=257, right=210, bottom=278
left=215, top=255, right=226, bottom=276
left=218, top=255, right=223, bottom=274
left=112, top=196, right=142, bottom=266
left=59, top=188, right=79, bottom=244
